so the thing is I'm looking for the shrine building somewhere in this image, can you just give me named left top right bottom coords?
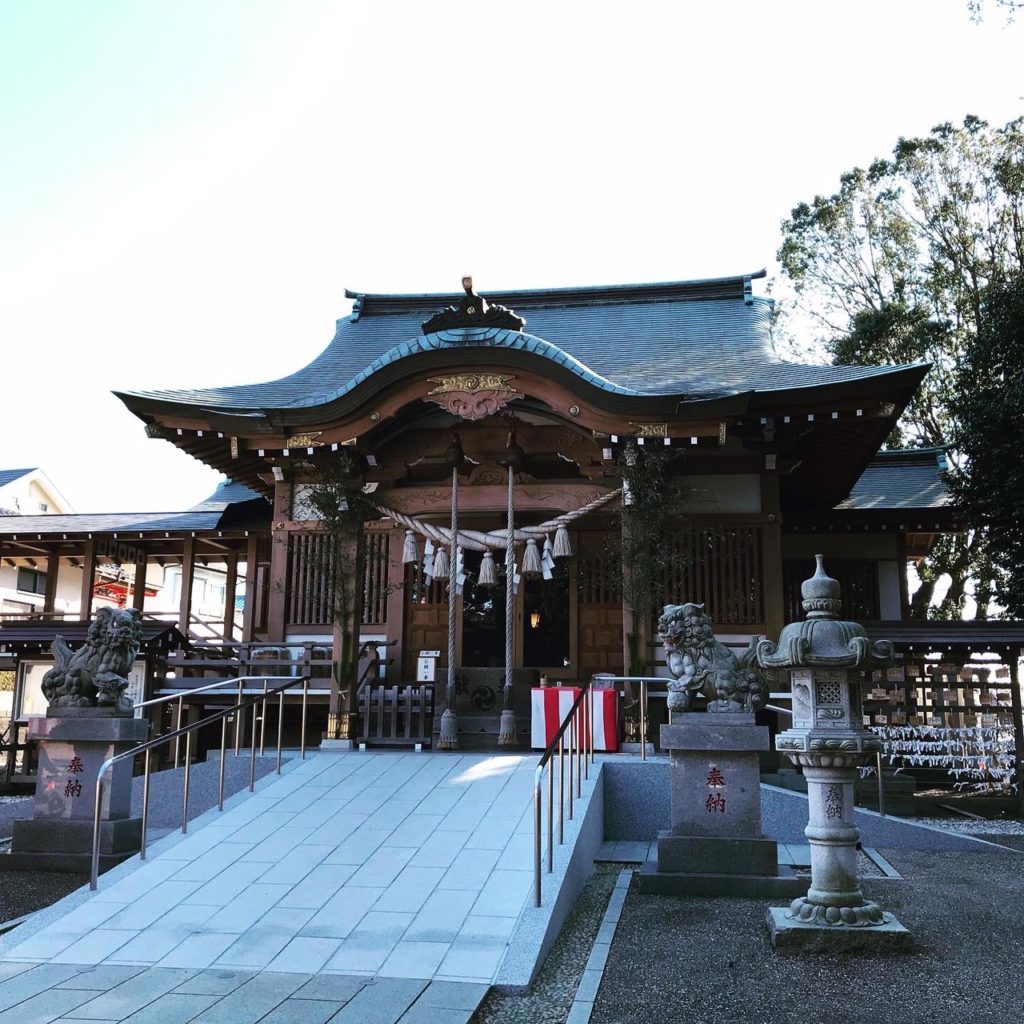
left=2, top=272, right=1021, bottom=781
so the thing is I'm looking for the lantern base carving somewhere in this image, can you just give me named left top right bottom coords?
left=767, top=905, right=913, bottom=952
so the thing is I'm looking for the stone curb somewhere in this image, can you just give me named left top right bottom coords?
left=564, top=867, right=631, bottom=1024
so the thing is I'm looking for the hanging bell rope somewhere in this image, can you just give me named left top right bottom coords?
left=373, top=488, right=620, bottom=552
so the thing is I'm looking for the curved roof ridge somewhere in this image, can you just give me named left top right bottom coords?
left=344, top=269, right=767, bottom=307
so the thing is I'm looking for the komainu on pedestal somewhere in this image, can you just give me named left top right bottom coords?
left=638, top=605, right=803, bottom=899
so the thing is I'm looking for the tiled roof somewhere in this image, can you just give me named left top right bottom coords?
left=0, top=468, right=35, bottom=488
left=0, top=480, right=270, bottom=538
left=117, top=274, right=926, bottom=410
left=836, top=449, right=951, bottom=511
left=189, top=479, right=266, bottom=511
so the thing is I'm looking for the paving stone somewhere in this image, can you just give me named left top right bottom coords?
left=0, top=965, right=92, bottom=1012
left=396, top=1005, right=473, bottom=1024
left=62, top=967, right=197, bottom=1021
left=158, top=933, right=239, bottom=970
left=292, top=974, right=369, bottom=1002
left=377, top=940, right=449, bottom=979
left=0, top=961, right=37, bottom=983
left=329, top=978, right=428, bottom=1024
left=56, top=965, right=146, bottom=990
left=0, top=988, right=95, bottom=1024
left=264, top=936, right=341, bottom=973
left=255, top=997, right=342, bottom=1024
left=118, top=992, right=221, bottom=1024
left=49, top=929, right=140, bottom=965
left=417, top=980, right=489, bottom=1010
left=173, top=968, right=255, bottom=995
left=191, top=971, right=310, bottom=1024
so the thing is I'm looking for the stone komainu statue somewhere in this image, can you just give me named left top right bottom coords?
left=657, top=602, right=769, bottom=714
left=41, top=607, right=143, bottom=712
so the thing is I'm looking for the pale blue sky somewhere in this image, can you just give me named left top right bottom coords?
left=1, top=0, right=1021, bottom=512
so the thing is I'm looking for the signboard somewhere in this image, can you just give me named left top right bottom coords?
left=417, top=650, right=440, bottom=683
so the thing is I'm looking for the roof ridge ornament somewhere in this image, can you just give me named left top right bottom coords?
left=421, top=276, right=526, bottom=335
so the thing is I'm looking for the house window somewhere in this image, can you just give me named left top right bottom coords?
left=16, top=568, right=47, bottom=596
left=38, top=502, right=48, bottom=512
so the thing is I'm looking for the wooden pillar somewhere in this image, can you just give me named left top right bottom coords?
left=43, top=552, right=60, bottom=614
left=761, top=473, right=785, bottom=640
left=223, top=549, right=239, bottom=644
left=384, top=527, right=407, bottom=677
left=266, top=481, right=291, bottom=642
left=79, top=539, right=96, bottom=620
left=132, top=551, right=148, bottom=613
left=267, top=527, right=289, bottom=642
left=178, top=535, right=196, bottom=640
left=241, top=535, right=259, bottom=643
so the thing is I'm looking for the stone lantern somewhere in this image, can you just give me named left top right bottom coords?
left=756, top=555, right=911, bottom=951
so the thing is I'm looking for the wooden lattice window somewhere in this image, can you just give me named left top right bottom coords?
left=657, top=526, right=765, bottom=626
left=363, top=532, right=390, bottom=626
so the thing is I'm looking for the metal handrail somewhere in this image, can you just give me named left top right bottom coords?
left=90, top=674, right=311, bottom=890
left=533, top=676, right=597, bottom=907
left=591, top=675, right=666, bottom=761
left=134, top=676, right=298, bottom=767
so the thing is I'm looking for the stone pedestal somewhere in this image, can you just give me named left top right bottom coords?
left=638, top=713, right=804, bottom=897
left=7, top=710, right=149, bottom=872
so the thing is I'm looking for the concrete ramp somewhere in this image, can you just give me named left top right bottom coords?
left=0, top=749, right=603, bottom=1001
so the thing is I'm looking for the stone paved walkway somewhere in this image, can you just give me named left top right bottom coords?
left=0, top=750, right=541, bottom=1021
left=0, top=963, right=487, bottom=1023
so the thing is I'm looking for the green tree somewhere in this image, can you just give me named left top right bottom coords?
left=778, top=114, right=1024, bottom=619
left=947, top=275, right=1024, bottom=618
left=298, top=450, right=376, bottom=738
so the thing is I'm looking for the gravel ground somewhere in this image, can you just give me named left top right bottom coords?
left=0, top=753, right=285, bottom=923
left=471, top=863, right=621, bottom=1024
left=916, top=816, right=1024, bottom=835
left=592, top=844, right=1024, bottom=1024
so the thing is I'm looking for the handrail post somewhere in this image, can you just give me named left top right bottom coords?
left=583, top=686, right=590, bottom=781
left=547, top=753, right=554, bottom=872
left=174, top=694, right=183, bottom=768
left=568, top=715, right=574, bottom=821
left=575, top=702, right=582, bottom=799
left=301, top=678, right=309, bottom=760
left=140, top=748, right=151, bottom=860
left=260, top=681, right=268, bottom=756
left=249, top=696, right=259, bottom=792
left=640, top=679, right=647, bottom=762
left=277, top=690, right=284, bottom=774
left=181, top=731, right=192, bottom=833
left=533, top=766, right=542, bottom=907
left=235, top=678, right=244, bottom=755
left=558, top=734, right=564, bottom=844
left=218, top=715, right=227, bottom=811
left=876, top=750, right=886, bottom=818
left=589, top=682, right=595, bottom=765
left=90, top=764, right=108, bottom=891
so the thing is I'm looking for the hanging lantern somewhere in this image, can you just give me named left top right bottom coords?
left=553, top=524, right=572, bottom=559
left=521, top=538, right=542, bottom=577
left=433, top=545, right=450, bottom=579
left=477, top=549, right=498, bottom=587
left=402, top=530, right=418, bottom=565
left=530, top=609, right=541, bottom=629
